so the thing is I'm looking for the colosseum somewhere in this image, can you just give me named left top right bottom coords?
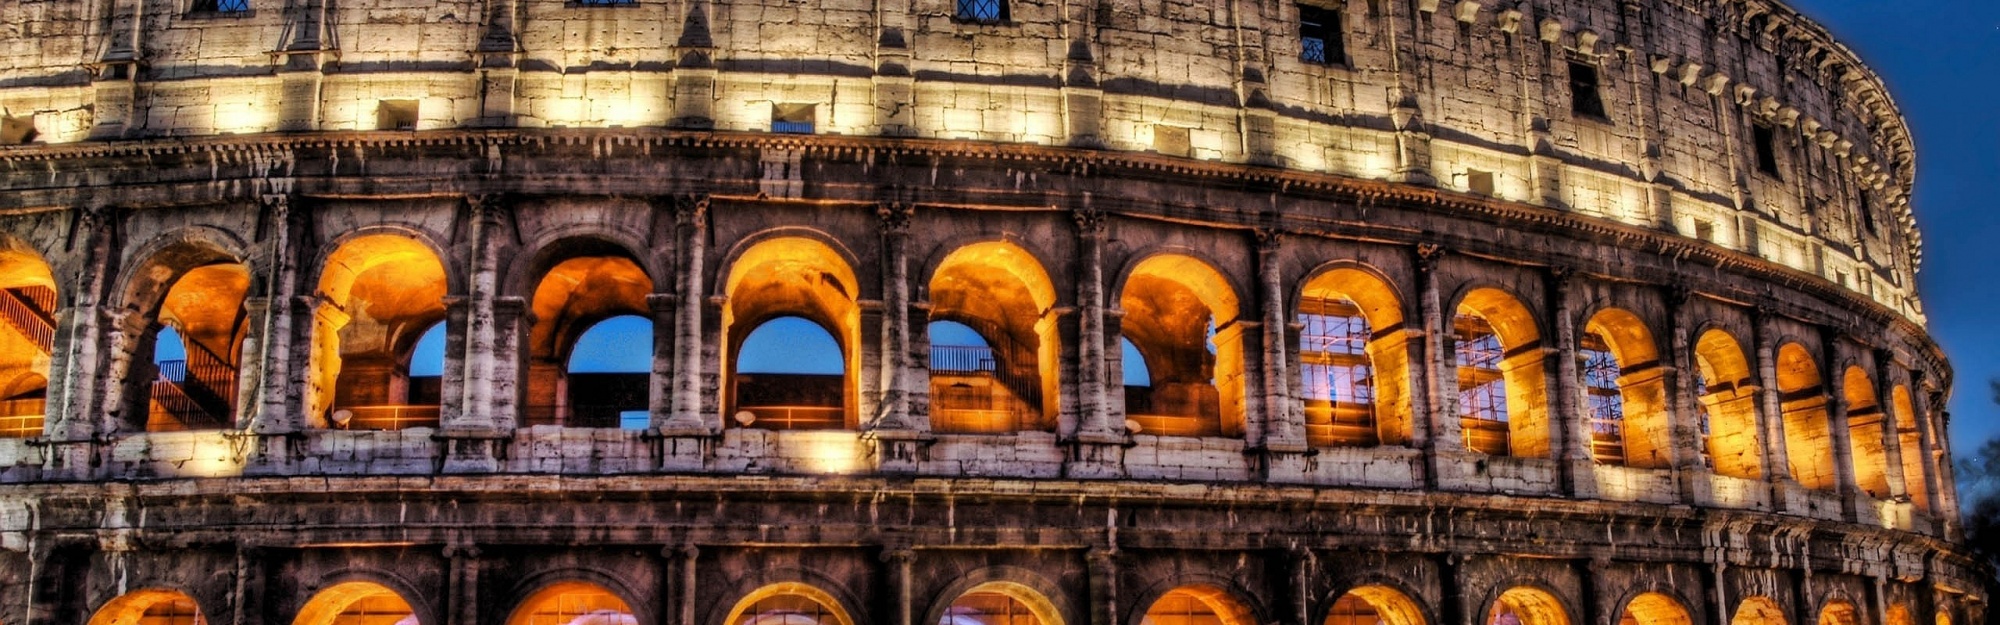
left=0, top=0, right=1978, bottom=622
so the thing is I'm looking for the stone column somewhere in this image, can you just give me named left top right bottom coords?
left=1256, top=230, right=1309, bottom=480
left=231, top=545, right=265, bottom=625
left=1665, top=286, right=1710, bottom=503
left=665, top=195, right=710, bottom=434
left=41, top=207, right=114, bottom=476
left=1907, top=369, right=1943, bottom=519
left=1822, top=336, right=1860, bottom=521
left=1086, top=547, right=1118, bottom=625
left=1751, top=307, right=1795, bottom=504
left=1914, top=379, right=1959, bottom=538
left=444, top=541, right=481, bottom=625
left=1414, top=244, right=1457, bottom=488
left=245, top=193, right=305, bottom=473
left=669, top=544, right=699, bottom=625
left=871, top=204, right=927, bottom=471
left=1871, top=350, right=1911, bottom=507
left=668, top=0, right=719, bottom=129
left=1285, top=548, right=1315, bottom=625
left=1548, top=267, right=1596, bottom=498
left=472, top=0, right=521, bottom=125
left=1067, top=207, right=1124, bottom=478
left=442, top=195, right=509, bottom=473
left=647, top=292, right=677, bottom=426
left=882, top=547, right=914, bottom=625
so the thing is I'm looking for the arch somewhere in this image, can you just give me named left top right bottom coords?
left=1776, top=343, right=1838, bottom=491
left=1324, top=585, right=1426, bottom=625
left=122, top=241, right=252, bottom=432
left=1819, top=602, right=1860, bottom=625
left=1297, top=265, right=1408, bottom=447
left=1485, top=587, right=1571, bottom=625
left=1887, top=604, right=1914, bottom=625
left=928, top=241, right=1061, bottom=433
left=1617, top=592, right=1694, bottom=625
left=87, top=589, right=209, bottom=625
left=1732, top=597, right=1788, bottom=625
left=1892, top=385, right=1929, bottom=509
left=1139, top=585, right=1257, bottom=625
left=1118, top=254, right=1245, bottom=438
left=1454, top=288, right=1549, bottom=458
left=1842, top=366, right=1893, bottom=499
left=0, top=246, right=56, bottom=438
left=565, top=315, right=652, bottom=430
left=734, top=316, right=846, bottom=429
left=934, top=582, right=1064, bottom=625
left=1580, top=308, right=1668, bottom=468
left=314, top=233, right=450, bottom=431
left=724, top=582, right=857, bottom=625
left=293, top=580, right=419, bottom=625
left=722, top=236, right=861, bottom=430
left=504, top=580, right=638, bottom=625
left=525, top=249, right=654, bottom=428
left=1694, top=328, right=1763, bottom=479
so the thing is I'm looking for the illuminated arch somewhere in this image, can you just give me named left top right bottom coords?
left=928, top=241, right=1061, bottom=433
left=87, top=589, right=208, bottom=625
left=1485, top=587, right=1570, bottom=625
left=1141, top=585, right=1256, bottom=625
left=1296, top=266, right=1408, bottom=447
left=1819, top=601, right=1860, bottom=625
left=1454, top=288, right=1549, bottom=458
left=0, top=246, right=56, bottom=438
left=1118, top=254, right=1244, bottom=438
left=1616, top=593, right=1693, bottom=625
left=1580, top=308, right=1668, bottom=468
left=313, top=233, right=449, bottom=431
left=1324, top=585, right=1426, bottom=625
left=526, top=250, right=654, bottom=428
left=1892, top=386, right=1928, bottom=509
left=1776, top=343, right=1837, bottom=491
left=1887, top=604, right=1914, bottom=625
left=935, top=582, right=1063, bottom=625
left=1694, top=329, right=1763, bottom=479
left=504, top=581, right=638, bottom=625
left=723, top=237, right=861, bottom=430
left=724, top=582, right=857, bottom=625
left=118, top=239, right=252, bottom=433
left=1842, top=367, right=1893, bottom=499
left=293, top=580, right=419, bottom=625
left=1732, top=597, right=1788, bottom=625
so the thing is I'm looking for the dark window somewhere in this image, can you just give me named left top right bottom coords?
left=376, top=100, right=419, bottom=131
left=1753, top=124, right=1782, bottom=177
left=1299, top=5, right=1345, bottom=65
left=192, top=0, right=249, bottom=12
left=1858, top=194, right=1878, bottom=236
left=772, top=104, right=816, bottom=134
left=574, top=0, right=636, bottom=4
left=1568, top=61, right=1606, bottom=119
left=1465, top=169, right=1495, bottom=196
left=956, top=0, right=1007, bottom=24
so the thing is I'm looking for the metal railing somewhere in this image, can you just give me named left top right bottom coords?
left=736, top=405, right=844, bottom=430
left=0, top=288, right=53, bottom=353
left=1461, top=417, right=1510, bottom=456
left=0, top=398, right=43, bottom=438
left=930, top=345, right=997, bottom=373
left=338, top=405, right=442, bottom=430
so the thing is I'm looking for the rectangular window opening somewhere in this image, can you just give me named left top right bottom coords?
left=1465, top=169, right=1495, bottom=196
left=1693, top=219, right=1716, bottom=243
left=1152, top=125, right=1191, bottom=158
left=192, top=0, right=250, bottom=12
left=956, top=0, right=1008, bottom=23
left=573, top=0, right=637, bottom=5
left=376, top=99, right=420, bottom=131
left=1859, top=194, right=1878, bottom=236
left=772, top=103, right=817, bottom=134
left=1298, top=4, right=1345, bottom=66
left=1753, top=124, right=1782, bottom=178
left=1568, top=61, right=1606, bottom=119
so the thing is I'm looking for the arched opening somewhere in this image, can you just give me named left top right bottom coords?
left=125, top=249, right=251, bottom=432
left=567, top=315, right=652, bottom=430
left=1819, top=602, right=1860, bottom=625
left=1842, top=367, right=1892, bottom=499
left=1141, top=585, right=1255, bottom=625
left=725, top=583, right=855, bottom=625
left=1455, top=289, right=1549, bottom=458
left=1731, top=597, right=1787, bottom=625
left=525, top=250, right=653, bottom=428
left=1297, top=268, right=1409, bottom=447
left=723, top=237, right=861, bottom=430
left=1694, top=330, right=1763, bottom=479
left=734, top=316, right=846, bottom=429
left=1887, top=605, right=1913, bottom=625
left=1324, top=585, right=1425, bottom=625
left=1776, top=343, right=1838, bottom=491
left=314, top=234, right=449, bottom=430
left=1892, top=386, right=1929, bottom=509
left=292, top=581, right=418, bottom=625
left=1580, top=309, right=1668, bottom=468
left=505, top=581, right=636, bottom=625
left=87, top=589, right=208, bottom=625
left=927, top=242, right=1059, bottom=434
left=1118, top=255, right=1243, bottom=438
left=1617, top=593, right=1693, bottom=625
left=1485, top=587, right=1570, bottom=625
left=937, top=582, right=1062, bottom=625
left=0, top=247, right=56, bottom=438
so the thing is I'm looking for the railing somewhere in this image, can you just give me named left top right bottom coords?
left=150, top=358, right=233, bottom=429
left=1589, top=418, right=1627, bottom=465
left=930, top=345, right=997, bottom=373
left=931, top=408, right=1023, bottom=434
left=338, top=405, right=442, bottom=430
left=736, top=405, right=844, bottom=430
left=1461, top=417, right=1510, bottom=456
left=0, top=288, right=53, bottom=353
left=0, top=398, right=43, bottom=438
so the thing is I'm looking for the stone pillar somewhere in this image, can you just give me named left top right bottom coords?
left=882, top=547, right=914, bottom=625
left=665, top=195, right=710, bottom=434
left=1751, top=307, right=1795, bottom=503
left=1665, top=286, right=1710, bottom=503
left=871, top=204, right=927, bottom=471
left=1548, top=267, right=1596, bottom=498
left=1908, top=369, right=1944, bottom=519
left=1872, top=350, right=1911, bottom=506
left=444, top=541, right=480, bottom=625
left=1415, top=244, right=1458, bottom=488
left=442, top=195, right=510, bottom=473
left=41, top=207, right=115, bottom=475
left=669, top=0, right=718, bottom=130
left=231, top=545, right=265, bottom=625
left=669, top=544, right=699, bottom=625
left=1916, top=380, right=1960, bottom=538
left=1067, top=207, right=1124, bottom=478
left=472, top=0, right=521, bottom=126
left=647, top=292, right=677, bottom=426
left=1285, top=548, right=1315, bottom=625
left=1820, top=335, right=1861, bottom=521
left=1086, top=548, right=1118, bottom=625
left=1256, top=230, right=1309, bottom=480
left=1392, top=103, right=1435, bottom=186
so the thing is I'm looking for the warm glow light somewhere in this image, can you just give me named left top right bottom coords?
left=790, top=431, right=866, bottom=474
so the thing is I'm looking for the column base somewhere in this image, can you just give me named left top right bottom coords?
left=38, top=438, right=98, bottom=481
left=866, top=429, right=931, bottom=474
left=1063, top=435, right=1127, bottom=479
left=1252, top=444, right=1316, bottom=484
left=240, top=433, right=302, bottom=476
left=650, top=430, right=714, bottom=472
left=437, top=430, right=509, bottom=474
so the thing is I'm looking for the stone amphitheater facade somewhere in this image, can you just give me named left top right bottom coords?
left=0, top=0, right=1979, bottom=622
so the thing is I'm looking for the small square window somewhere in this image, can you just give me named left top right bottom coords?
left=573, top=0, right=637, bottom=5
left=1693, top=220, right=1716, bottom=242
left=772, top=104, right=817, bottom=134
left=1858, top=194, right=1878, bottom=236
left=1465, top=169, right=1495, bottom=196
left=1568, top=61, right=1606, bottom=119
left=1298, top=5, right=1345, bottom=65
left=956, top=0, right=1007, bottom=24
left=192, top=0, right=249, bottom=12
left=1152, top=125, right=1191, bottom=157
left=376, top=100, right=420, bottom=131
left=1752, top=124, right=1782, bottom=178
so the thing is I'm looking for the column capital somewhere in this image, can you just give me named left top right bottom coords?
left=1415, top=243, right=1447, bottom=273
left=1072, top=207, right=1108, bottom=236
left=877, top=202, right=915, bottom=235
left=673, top=193, right=710, bottom=225
left=1254, top=228, right=1284, bottom=251
left=466, top=192, right=508, bottom=219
